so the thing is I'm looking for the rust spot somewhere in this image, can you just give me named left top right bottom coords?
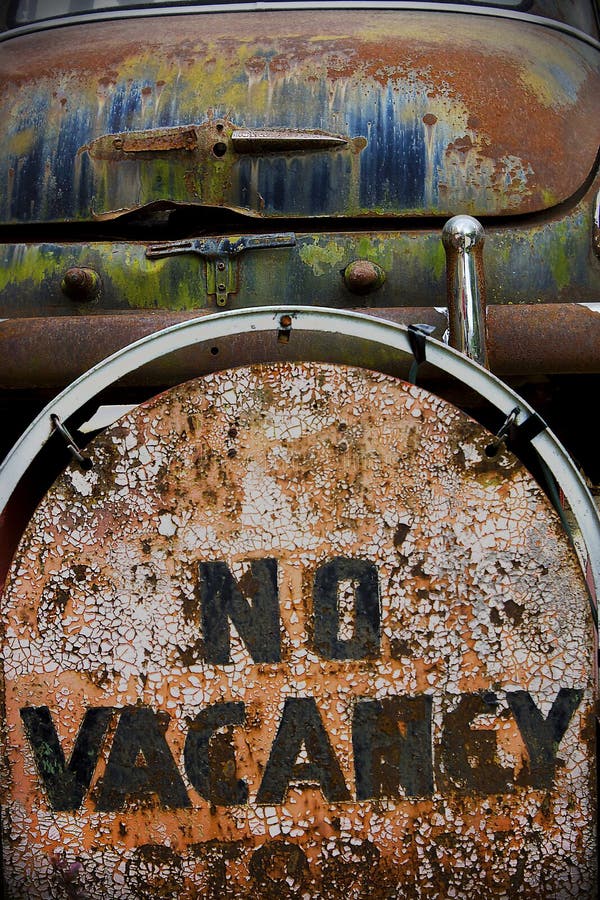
left=504, top=598, right=525, bottom=625
left=343, top=259, right=385, bottom=295
left=269, top=56, right=290, bottom=75
left=446, top=134, right=474, bottom=155
left=393, top=522, right=411, bottom=549
left=245, top=56, right=267, bottom=78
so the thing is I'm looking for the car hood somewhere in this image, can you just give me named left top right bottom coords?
left=1, top=9, right=599, bottom=223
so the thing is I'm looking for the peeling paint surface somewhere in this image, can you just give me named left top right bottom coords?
left=1, top=11, right=598, bottom=223
left=2, top=187, right=600, bottom=318
left=0, top=363, right=596, bottom=897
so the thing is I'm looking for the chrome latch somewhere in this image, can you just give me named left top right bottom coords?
left=146, top=233, right=296, bottom=306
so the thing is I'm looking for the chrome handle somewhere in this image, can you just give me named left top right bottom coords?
left=442, top=215, right=488, bottom=368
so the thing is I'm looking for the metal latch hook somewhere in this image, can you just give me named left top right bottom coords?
left=485, top=407, right=520, bottom=457
left=51, top=414, right=93, bottom=471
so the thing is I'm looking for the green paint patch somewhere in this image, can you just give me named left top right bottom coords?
left=355, top=237, right=394, bottom=271
left=0, top=244, right=59, bottom=294
left=299, top=240, right=346, bottom=277
left=6, top=127, right=38, bottom=157
left=538, top=214, right=586, bottom=295
left=548, top=226, right=571, bottom=294
left=541, top=188, right=559, bottom=208
left=429, top=241, right=446, bottom=282
left=106, top=254, right=205, bottom=311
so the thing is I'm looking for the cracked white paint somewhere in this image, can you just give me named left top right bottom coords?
left=0, top=363, right=595, bottom=898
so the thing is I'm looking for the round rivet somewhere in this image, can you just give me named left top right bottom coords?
left=61, top=267, right=102, bottom=302
left=342, top=259, right=385, bottom=295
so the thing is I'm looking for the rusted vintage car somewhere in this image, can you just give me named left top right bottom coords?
left=1, top=1, right=599, bottom=897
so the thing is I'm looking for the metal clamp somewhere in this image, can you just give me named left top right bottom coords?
left=51, top=414, right=93, bottom=470
left=407, top=323, right=436, bottom=383
left=146, top=233, right=296, bottom=307
left=485, top=406, right=520, bottom=457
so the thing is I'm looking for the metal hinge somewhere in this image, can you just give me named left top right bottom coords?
left=146, top=233, right=296, bottom=306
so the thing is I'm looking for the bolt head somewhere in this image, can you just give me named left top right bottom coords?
left=343, top=259, right=385, bottom=295
left=61, top=267, right=101, bottom=302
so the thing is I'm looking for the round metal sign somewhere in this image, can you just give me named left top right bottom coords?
left=1, top=363, right=595, bottom=897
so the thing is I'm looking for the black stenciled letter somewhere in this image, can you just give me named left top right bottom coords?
left=440, top=692, right=512, bottom=794
left=94, top=706, right=190, bottom=811
left=353, top=695, right=433, bottom=799
left=312, top=557, right=380, bottom=660
left=507, top=688, right=583, bottom=788
left=188, top=841, right=243, bottom=897
left=249, top=841, right=309, bottom=896
left=20, top=706, right=113, bottom=811
left=184, top=701, right=248, bottom=805
left=126, top=844, right=183, bottom=895
left=256, top=698, right=350, bottom=804
left=199, top=559, right=280, bottom=664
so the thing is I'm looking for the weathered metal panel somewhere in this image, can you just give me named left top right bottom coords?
left=1, top=363, right=595, bottom=897
left=1, top=11, right=598, bottom=224
left=1, top=179, right=599, bottom=316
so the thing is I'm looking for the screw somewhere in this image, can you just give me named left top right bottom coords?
left=278, top=314, right=293, bottom=344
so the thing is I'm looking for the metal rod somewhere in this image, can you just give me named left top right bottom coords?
left=3, top=304, right=600, bottom=390
left=442, top=214, right=489, bottom=368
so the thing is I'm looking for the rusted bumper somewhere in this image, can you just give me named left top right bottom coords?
left=1, top=303, right=599, bottom=390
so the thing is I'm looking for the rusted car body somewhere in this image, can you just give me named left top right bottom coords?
left=0, top=1, right=599, bottom=897
left=1, top=3, right=600, bottom=359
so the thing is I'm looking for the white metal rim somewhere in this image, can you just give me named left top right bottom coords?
left=1, top=306, right=599, bottom=602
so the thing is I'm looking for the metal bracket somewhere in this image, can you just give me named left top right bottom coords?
left=146, top=233, right=296, bottom=307
left=51, top=414, right=93, bottom=471
left=485, top=406, right=520, bottom=457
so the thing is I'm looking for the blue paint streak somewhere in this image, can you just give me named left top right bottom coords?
left=353, top=88, right=427, bottom=209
